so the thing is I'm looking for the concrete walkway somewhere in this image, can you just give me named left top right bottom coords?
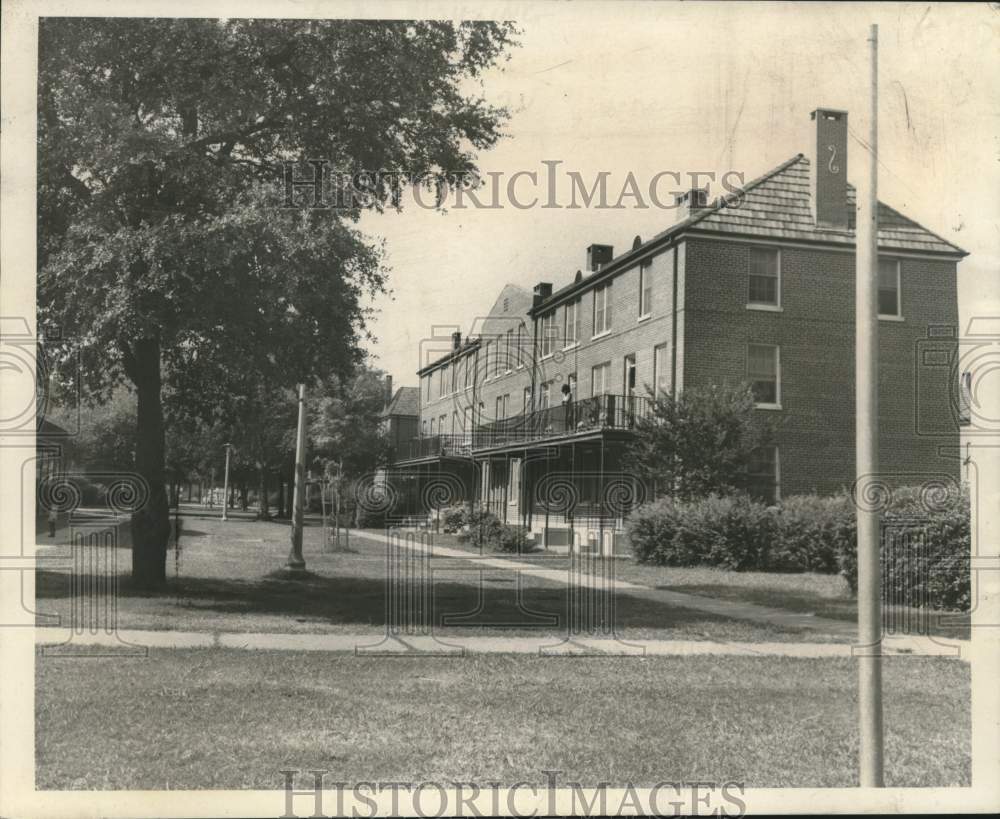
left=354, top=529, right=862, bottom=638
left=34, top=625, right=966, bottom=659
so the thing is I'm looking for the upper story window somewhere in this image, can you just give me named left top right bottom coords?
left=591, top=361, right=611, bottom=396
left=593, top=282, right=613, bottom=336
left=539, top=381, right=551, bottom=410
left=464, top=353, right=473, bottom=389
left=748, top=247, right=780, bottom=308
left=748, top=343, right=780, bottom=408
left=504, top=328, right=513, bottom=372
left=564, top=298, right=581, bottom=346
left=438, top=365, right=447, bottom=398
left=540, top=311, right=558, bottom=357
left=516, top=324, right=526, bottom=368
left=638, top=260, right=653, bottom=317
left=483, top=340, right=492, bottom=380
left=878, top=258, right=901, bottom=318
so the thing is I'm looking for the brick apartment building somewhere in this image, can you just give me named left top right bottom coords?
left=385, top=108, right=968, bottom=552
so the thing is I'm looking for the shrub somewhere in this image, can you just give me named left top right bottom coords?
left=626, top=485, right=970, bottom=612
left=440, top=504, right=471, bottom=533
left=495, top=524, right=531, bottom=553
left=771, top=493, right=853, bottom=574
left=459, top=509, right=504, bottom=548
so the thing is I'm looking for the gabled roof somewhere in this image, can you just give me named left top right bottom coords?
left=381, top=386, right=419, bottom=418
left=533, top=154, right=967, bottom=314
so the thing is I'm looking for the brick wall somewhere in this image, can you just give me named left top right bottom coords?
left=682, top=237, right=961, bottom=495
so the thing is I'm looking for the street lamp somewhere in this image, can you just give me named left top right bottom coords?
left=222, top=442, right=233, bottom=521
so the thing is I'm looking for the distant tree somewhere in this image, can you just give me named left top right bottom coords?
left=628, top=383, right=773, bottom=501
left=309, top=366, right=392, bottom=481
left=38, top=18, right=518, bottom=587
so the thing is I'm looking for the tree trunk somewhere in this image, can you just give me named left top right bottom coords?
left=258, top=465, right=270, bottom=520
left=126, top=338, right=170, bottom=589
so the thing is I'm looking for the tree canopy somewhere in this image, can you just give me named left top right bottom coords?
left=37, top=18, right=518, bottom=585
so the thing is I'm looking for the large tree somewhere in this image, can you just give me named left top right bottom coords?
left=628, top=383, right=774, bottom=501
left=38, top=18, right=517, bottom=587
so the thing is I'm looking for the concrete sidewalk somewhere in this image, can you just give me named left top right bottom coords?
left=34, top=625, right=967, bottom=659
left=354, top=529, right=861, bottom=639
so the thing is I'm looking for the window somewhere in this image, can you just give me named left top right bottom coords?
left=464, top=353, right=473, bottom=389
left=429, top=417, right=435, bottom=435
left=505, top=328, right=513, bottom=372
left=748, top=247, right=780, bottom=307
left=748, top=447, right=780, bottom=504
left=523, top=385, right=532, bottom=412
left=421, top=419, right=427, bottom=436
left=591, top=361, right=611, bottom=396
left=495, top=395, right=504, bottom=421
left=438, top=366, right=447, bottom=398
left=639, top=260, right=652, bottom=317
left=878, top=258, right=901, bottom=318
left=451, top=361, right=457, bottom=394
left=540, top=311, right=558, bottom=357
left=483, top=340, right=492, bottom=379
left=516, top=325, right=525, bottom=368
left=495, top=334, right=505, bottom=376
left=439, top=414, right=447, bottom=433
left=452, top=411, right=458, bottom=434
left=423, top=374, right=432, bottom=402
left=653, top=343, right=670, bottom=398
left=748, top=344, right=780, bottom=407
left=593, top=282, right=613, bottom=335
left=564, top=298, right=581, bottom=346
left=567, top=372, right=577, bottom=397
left=540, top=382, right=551, bottom=409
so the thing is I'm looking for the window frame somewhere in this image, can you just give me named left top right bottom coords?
left=747, top=446, right=781, bottom=504
left=593, top=282, right=613, bottom=338
left=563, top=298, right=581, bottom=348
left=877, top=257, right=903, bottom=320
left=638, top=260, right=653, bottom=319
left=747, top=246, right=782, bottom=311
left=591, top=361, right=611, bottom=397
left=747, top=343, right=781, bottom=409
left=540, top=311, right=558, bottom=359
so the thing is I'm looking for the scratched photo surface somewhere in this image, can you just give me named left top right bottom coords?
left=4, top=1, right=998, bottom=816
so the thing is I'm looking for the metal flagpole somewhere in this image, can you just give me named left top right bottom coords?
left=287, top=384, right=308, bottom=573
left=856, top=22, right=884, bottom=787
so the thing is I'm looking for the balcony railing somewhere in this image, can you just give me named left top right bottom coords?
left=394, top=394, right=651, bottom=461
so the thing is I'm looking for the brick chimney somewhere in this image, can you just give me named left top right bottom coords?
left=586, top=244, right=614, bottom=272
left=532, top=282, right=553, bottom=308
left=451, top=331, right=462, bottom=350
left=384, top=374, right=393, bottom=407
left=674, top=188, right=709, bottom=221
left=809, top=108, right=849, bottom=230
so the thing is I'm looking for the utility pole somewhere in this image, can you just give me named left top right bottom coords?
left=286, top=384, right=308, bottom=573
left=221, top=443, right=233, bottom=521
left=856, top=22, right=884, bottom=788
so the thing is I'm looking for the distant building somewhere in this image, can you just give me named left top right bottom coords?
left=387, top=107, right=968, bottom=552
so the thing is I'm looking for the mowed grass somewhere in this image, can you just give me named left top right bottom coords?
left=35, top=647, right=970, bottom=789
left=34, top=516, right=832, bottom=643
left=439, top=534, right=970, bottom=640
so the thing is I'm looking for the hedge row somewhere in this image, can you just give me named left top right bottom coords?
left=625, top=486, right=970, bottom=611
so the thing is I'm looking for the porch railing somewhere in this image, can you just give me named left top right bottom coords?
left=394, top=394, right=651, bottom=461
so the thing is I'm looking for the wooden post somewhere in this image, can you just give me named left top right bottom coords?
left=286, top=385, right=307, bottom=572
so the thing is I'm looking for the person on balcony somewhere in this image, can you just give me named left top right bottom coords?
left=561, top=382, right=574, bottom=431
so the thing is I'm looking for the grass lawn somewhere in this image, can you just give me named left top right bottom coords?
left=439, top=533, right=970, bottom=641
left=34, top=515, right=823, bottom=643
left=35, top=647, right=970, bottom=789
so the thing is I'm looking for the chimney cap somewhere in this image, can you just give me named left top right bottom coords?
left=674, top=187, right=709, bottom=208
left=810, top=108, right=848, bottom=121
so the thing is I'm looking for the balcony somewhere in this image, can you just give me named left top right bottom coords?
left=394, top=394, right=652, bottom=462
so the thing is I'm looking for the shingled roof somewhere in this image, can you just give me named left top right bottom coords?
left=381, top=386, right=419, bottom=418
left=532, top=153, right=966, bottom=314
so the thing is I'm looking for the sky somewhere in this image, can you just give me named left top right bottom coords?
left=358, top=1, right=1000, bottom=387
